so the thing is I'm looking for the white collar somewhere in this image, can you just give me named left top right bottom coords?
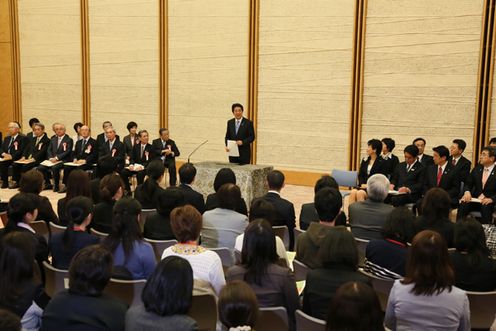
left=484, top=163, right=495, bottom=173
left=17, top=222, right=35, bottom=234
left=268, top=190, right=280, bottom=196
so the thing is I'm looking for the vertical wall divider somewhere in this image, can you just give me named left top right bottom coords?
left=80, top=0, right=91, bottom=125
left=159, top=0, right=168, bottom=129
left=247, top=0, right=260, bottom=164
left=9, top=0, right=21, bottom=123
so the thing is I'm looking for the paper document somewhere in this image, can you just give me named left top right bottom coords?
left=470, top=198, right=481, bottom=203
left=226, top=140, right=239, bottom=157
left=389, top=190, right=407, bottom=195
left=14, top=159, right=35, bottom=164
left=64, top=162, right=83, bottom=167
left=40, top=160, right=61, bottom=167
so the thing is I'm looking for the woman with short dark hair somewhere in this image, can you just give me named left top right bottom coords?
left=219, top=280, right=258, bottom=331
left=134, top=160, right=165, bottom=209
left=40, top=245, right=127, bottom=331
left=143, top=187, right=185, bottom=240
left=385, top=230, right=470, bottom=330
left=19, top=169, right=58, bottom=224
left=57, top=169, right=92, bottom=226
left=92, top=174, right=124, bottom=233
left=125, top=256, right=197, bottom=331
left=204, top=168, right=248, bottom=215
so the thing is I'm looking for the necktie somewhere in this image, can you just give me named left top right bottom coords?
left=452, top=158, right=456, bottom=166
left=8, top=137, right=14, bottom=151
left=406, top=164, right=411, bottom=172
left=109, top=141, right=113, bottom=151
left=35, top=137, right=40, bottom=146
left=141, top=145, right=145, bottom=158
left=482, top=168, right=490, bottom=188
left=57, top=137, right=62, bottom=149
left=436, top=166, right=443, bottom=186
left=162, top=140, right=166, bottom=148
left=81, top=139, right=87, bottom=153
left=235, top=120, right=241, bottom=134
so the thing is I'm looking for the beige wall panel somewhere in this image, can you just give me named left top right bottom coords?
left=256, top=0, right=354, bottom=172
left=89, top=0, right=159, bottom=138
left=168, top=0, right=249, bottom=162
left=18, top=0, right=82, bottom=132
left=361, top=0, right=482, bottom=162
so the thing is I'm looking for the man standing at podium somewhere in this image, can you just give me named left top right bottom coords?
left=225, top=103, right=255, bottom=165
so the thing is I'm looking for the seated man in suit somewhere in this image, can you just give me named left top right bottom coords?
left=123, top=121, right=138, bottom=160
left=97, top=127, right=125, bottom=175
left=418, top=145, right=461, bottom=210
left=120, top=129, right=157, bottom=192
left=37, top=123, right=74, bottom=192
left=95, top=121, right=120, bottom=150
left=295, top=187, right=343, bottom=269
left=458, top=146, right=496, bottom=224
left=413, top=137, right=434, bottom=167
left=177, top=162, right=205, bottom=213
left=349, top=174, right=394, bottom=240
left=263, top=170, right=296, bottom=250
left=61, top=125, right=98, bottom=193
left=11, top=122, right=50, bottom=189
left=0, top=122, right=29, bottom=188
left=449, top=139, right=472, bottom=184
left=390, top=144, right=426, bottom=207
left=152, top=128, right=180, bottom=186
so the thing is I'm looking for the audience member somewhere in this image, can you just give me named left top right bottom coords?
left=0, top=122, right=28, bottom=189
left=57, top=170, right=91, bottom=226
left=123, top=121, right=138, bottom=158
left=91, top=156, right=115, bottom=204
left=152, top=128, right=180, bottom=186
left=449, top=139, right=471, bottom=183
left=0, top=309, right=21, bottom=331
left=381, top=137, right=400, bottom=178
left=390, top=144, right=425, bottom=207
left=97, top=126, right=125, bottom=173
left=95, top=121, right=114, bottom=149
left=133, top=160, right=165, bottom=209
left=178, top=163, right=205, bottom=213
left=92, top=174, right=124, bottom=233
left=205, top=168, right=248, bottom=215
left=218, top=281, right=258, bottom=331
left=26, top=117, right=40, bottom=140
left=19, top=169, right=58, bottom=224
left=144, top=187, right=185, bottom=240
left=413, top=137, right=434, bottom=166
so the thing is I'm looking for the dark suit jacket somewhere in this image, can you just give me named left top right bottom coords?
left=92, top=201, right=115, bottom=233
left=74, top=137, right=98, bottom=165
left=418, top=154, right=434, bottom=167
left=0, top=225, right=49, bottom=264
left=358, top=157, right=388, bottom=185
left=1, top=134, right=29, bottom=160
left=391, top=161, right=425, bottom=199
left=98, top=139, right=125, bottom=170
left=264, top=192, right=296, bottom=250
left=299, top=202, right=347, bottom=230
left=225, top=117, right=255, bottom=164
left=152, top=138, right=180, bottom=164
left=143, top=213, right=175, bottom=240
left=23, top=134, right=50, bottom=164
left=123, top=134, right=139, bottom=157
left=47, top=134, right=73, bottom=162
left=96, top=132, right=120, bottom=150
left=382, top=154, right=400, bottom=178
left=450, top=155, right=472, bottom=184
left=133, top=182, right=164, bottom=209
left=129, top=143, right=157, bottom=167
left=423, top=163, right=461, bottom=203
left=178, top=184, right=205, bottom=214
left=205, top=193, right=248, bottom=216
left=464, top=164, right=496, bottom=201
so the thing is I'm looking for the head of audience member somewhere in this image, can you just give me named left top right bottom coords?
left=179, top=163, right=197, bottom=185
left=420, top=187, right=451, bottom=223
left=454, top=217, right=491, bottom=267
left=69, top=245, right=113, bottom=297
left=403, top=230, right=454, bottom=295
left=381, top=137, right=396, bottom=155
left=103, top=197, right=142, bottom=258
left=54, top=123, right=66, bottom=137
left=403, top=144, right=419, bottom=165
left=249, top=198, right=276, bottom=224
left=0, top=232, right=37, bottom=307
left=65, top=169, right=91, bottom=201
left=159, top=128, right=169, bottom=141
left=141, top=256, right=193, bottom=317
left=381, top=206, right=416, bottom=245
left=105, top=127, right=116, bottom=142
left=102, top=121, right=112, bottom=131
left=73, top=122, right=83, bottom=135
left=219, top=280, right=259, bottom=330
left=231, top=103, right=244, bottom=120
left=367, top=139, right=382, bottom=159
left=432, top=145, right=449, bottom=167
left=313, top=175, right=339, bottom=194
left=318, top=227, right=358, bottom=270
left=99, top=174, right=125, bottom=203
left=28, top=117, right=40, bottom=130
left=412, top=137, right=427, bottom=156
left=213, top=168, right=237, bottom=192
left=127, top=121, right=138, bottom=135
left=315, top=187, right=342, bottom=224
left=170, top=205, right=202, bottom=244
left=489, top=137, right=496, bottom=147
left=79, top=125, right=91, bottom=139
left=156, top=188, right=185, bottom=217
left=32, top=123, right=45, bottom=138
left=366, top=174, right=390, bottom=202
left=97, top=156, right=117, bottom=179
left=217, top=183, right=241, bottom=211
left=326, top=281, right=383, bottom=331
left=145, top=160, right=165, bottom=185
left=450, top=139, right=466, bottom=158
left=19, top=169, right=44, bottom=194
left=62, top=197, right=94, bottom=249
left=479, top=146, right=496, bottom=167
left=6, top=193, right=38, bottom=229
left=138, top=130, right=149, bottom=145
left=241, top=219, right=278, bottom=285
left=7, top=122, right=20, bottom=136
left=267, top=170, right=285, bottom=192
left=0, top=309, right=21, bottom=331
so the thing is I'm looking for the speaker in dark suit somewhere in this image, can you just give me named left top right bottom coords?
left=62, top=126, right=98, bottom=187
left=449, top=139, right=472, bottom=184
left=152, top=128, right=180, bottom=186
left=225, top=103, right=255, bottom=165
left=97, top=128, right=125, bottom=174
left=0, top=122, right=29, bottom=188
left=178, top=163, right=205, bottom=213
left=390, top=145, right=426, bottom=206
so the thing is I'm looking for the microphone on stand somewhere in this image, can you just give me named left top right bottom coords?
left=188, top=140, right=208, bottom=163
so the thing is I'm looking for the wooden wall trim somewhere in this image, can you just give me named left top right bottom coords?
left=248, top=0, right=259, bottom=164
left=9, top=0, right=20, bottom=123
left=159, top=0, right=168, bottom=129
left=80, top=0, right=91, bottom=125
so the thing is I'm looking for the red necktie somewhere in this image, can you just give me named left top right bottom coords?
left=436, top=166, right=443, bottom=186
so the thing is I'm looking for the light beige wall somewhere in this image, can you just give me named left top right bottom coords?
left=256, top=0, right=355, bottom=172
left=168, top=0, right=249, bottom=163
left=18, top=0, right=82, bottom=133
left=360, top=0, right=483, bottom=163
left=89, top=0, right=159, bottom=139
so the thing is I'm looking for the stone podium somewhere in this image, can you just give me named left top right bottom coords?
left=191, top=162, right=273, bottom=208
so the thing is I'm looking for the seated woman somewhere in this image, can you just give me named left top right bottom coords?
left=92, top=174, right=124, bottom=233
left=227, top=219, right=299, bottom=329
left=50, top=196, right=99, bottom=269
left=326, top=281, right=384, bottom=331
left=450, top=217, right=496, bottom=291
left=102, top=197, right=156, bottom=279
left=133, top=160, right=165, bottom=210
left=19, top=169, right=58, bottom=225
left=349, top=139, right=387, bottom=204
left=161, top=205, right=225, bottom=295
left=143, top=187, right=185, bottom=240
left=364, top=207, right=416, bottom=279
left=205, top=168, right=248, bottom=215
left=218, top=280, right=258, bottom=331
left=302, top=228, right=370, bottom=320
left=385, top=230, right=470, bottom=331
left=0, top=232, right=50, bottom=331
left=125, top=256, right=197, bottom=331
left=381, top=137, right=400, bottom=178
left=57, top=170, right=92, bottom=226
left=41, top=245, right=127, bottom=331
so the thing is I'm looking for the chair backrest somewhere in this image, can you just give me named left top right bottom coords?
left=139, top=209, right=157, bottom=231
left=42, top=261, right=69, bottom=297
left=103, top=278, right=146, bottom=306
left=188, top=293, right=217, bottom=331
left=49, top=222, right=67, bottom=236
left=234, top=249, right=242, bottom=264
left=295, top=309, right=326, bottom=331
left=358, top=269, right=394, bottom=311
left=31, top=220, right=49, bottom=241
left=466, top=291, right=496, bottom=329
left=355, top=237, right=370, bottom=267
left=210, top=247, right=234, bottom=270
left=272, top=225, right=290, bottom=250
left=144, top=238, right=178, bottom=261
left=293, top=259, right=309, bottom=282
left=256, top=306, right=289, bottom=331
left=90, top=227, right=109, bottom=241
left=331, top=169, right=358, bottom=188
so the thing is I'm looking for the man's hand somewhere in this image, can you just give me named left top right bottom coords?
left=225, top=147, right=230, bottom=152
left=236, top=140, right=243, bottom=146
left=460, top=191, right=472, bottom=203
left=49, top=157, right=57, bottom=163
left=398, top=187, right=410, bottom=193
left=481, top=197, right=493, bottom=205
left=165, top=149, right=172, bottom=155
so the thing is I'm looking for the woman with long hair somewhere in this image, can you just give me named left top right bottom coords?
left=385, top=230, right=470, bottom=330
left=57, top=170, right=92, bottom=226
left=133, top=159, right=165, bottom=209
left=92, top=174, right=124, bottom=233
